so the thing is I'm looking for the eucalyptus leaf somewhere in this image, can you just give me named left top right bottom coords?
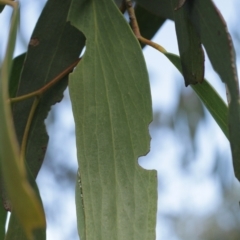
left=165, top=52, right=228, bottom=139
left=0, top=1, right=45, bottom=238
left=136, top=0, right=173, bottom=20
left=171, top=0, right=204, bottom=86
left=0, top=5, right=4, bottom=13
left=9, top=53, right=26, bottom=98
left=175, top=0, right=186, bottom=10
left=135, top=4, right=166, bottom=48
left=186, top=0, right=240, bottom=179
left=0, top=53, right=26, bottom=213
left=0, top=202, right=7, bottom=239
left=5, top=165, right=46, bottom=240
left=68, top=0, right=157, bottom=239
left=137, top=0, right=240, bottom=178
left=12, top=0, right=85, bottom=179
left=75, top=170, right=85, bottom=240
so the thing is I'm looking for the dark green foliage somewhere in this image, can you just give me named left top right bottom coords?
left=9, top=53, right=26, bottom=98
left=5, top=165, right=46, bottom=240
left=12, top=0, right=85, bottom=179
left=171, top=0, right=204, bottom=86
left=0, top=0, right=239, bottom=239
left=136, top=0, right=173, bottom=20
left=165, top=52, right=229, bottom=139
left=0, top=5, right=4, bottom=13
left=135, top=4, right=166, bottom=48
left=0, top=203, right=7, bottom=239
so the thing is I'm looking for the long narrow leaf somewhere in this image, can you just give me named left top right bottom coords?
left=12, top=0, right=85, bottom=179
left=0, top=5, right=4, bottom=13
left=135, top=4, right=166, bottom=48
left=68, top=0, right=157, bottom=239
left=136, top=0, right=173, bottom=20
left=9, top=53, right=26, bottom=98
left=0, top=53, right=27, bottom=214
left=137, top=0, right=240, bottom=180
left=0, top=197, right=7, bottom=239
left=187, top=0, right=240, bottom=180
left=5, top=165, right=46, bottom=240
left=0, top=1, right=45, bottom=238
left=75, top=170, right=85, bottom=240
left=165, top=52, right=228, bottom=139
left=171, top=0, right=204, bottom=86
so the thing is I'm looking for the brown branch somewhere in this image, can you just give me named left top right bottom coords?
left=125, top=0, right=166, bottom=53
left=10, top=58, right=81, bottom=103
left=125, top=0, right=141, bottom=38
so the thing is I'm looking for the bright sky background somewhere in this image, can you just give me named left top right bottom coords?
left=0, top=1, right=240, bottom=239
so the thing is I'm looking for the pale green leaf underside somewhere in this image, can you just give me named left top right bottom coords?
left=68, top=0, right=157, bottom=239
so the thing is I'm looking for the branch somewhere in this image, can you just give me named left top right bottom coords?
left=10, top=58, right=81, bottom=103
left=125, top=0, right=166, bottom=53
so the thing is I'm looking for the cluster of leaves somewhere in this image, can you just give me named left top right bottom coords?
left=0, top=0, right=239, bottom=240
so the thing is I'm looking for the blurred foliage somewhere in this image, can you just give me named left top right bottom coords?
left=151, top=83, right=205, bottom=167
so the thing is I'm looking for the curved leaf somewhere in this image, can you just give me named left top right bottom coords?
left=135, top=4, right=166, bottom=48
left=12, top=0, right=85, bottom=179
left=0, top=53, right=26, bottom=213
left=187, top=0, right=240, bottom=179
left=136, top=0, right=240, bottom=179
left=68, top=0, right=157, bottom=239
left=5, top=166, right=46, bottom=240
left=136, top=0, right=173, bottom=20
left=171, top=0, right=204, bottom=86
left=9, top=53, right=26, bottom=98
left=0, top=1, right=45, bottom=238
left=0, top=5, right=4, bottom=13
left=165, top=53, right=228, bottom=139
left=0, top=199, right=7, bottom=239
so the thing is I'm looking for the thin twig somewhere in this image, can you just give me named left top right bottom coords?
left=125, top=0, right=141, bottom=38
left=10, top=58, right=81, bottom=103
left=125, top=0, right=166, bottom=53
left=138, top=36, right=167, bottom=53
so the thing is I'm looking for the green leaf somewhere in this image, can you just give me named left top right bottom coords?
left=0, top=202, right=7, bottom=239
left=165, top=52, right=229, bottom=139
left=0, top=1, right=45, bottom=238
left=175, top=0, right=186, bottom=10
left=136, top=0, right=173, bottom=20
left=136, top=0, right=240, bottom=179
left=9, top=53, right=26, bottom=98
left=6, top=214, right=45, bottom=240
left=0, top=53, right=26, bottom=217
left=171, top=0, right=204, bottom=86
left=5, top=165, right=46, bottom=240
left=68, top=0, right=157, bottom=239
left=0, top=5, right=4, bottom=13
left=187, top=0, right=240, bottom=180
left=75, top=170, right=85, bottom=240
left=12, top=0, right=85, bottom=179
left=135, top=4, right=166, bottom=48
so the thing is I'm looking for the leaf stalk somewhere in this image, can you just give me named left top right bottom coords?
left=20, top=97, right=40, bottom=165
left=10, top=58, right=80, bottom=103
left=125, top=0, right=166, bottom=53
